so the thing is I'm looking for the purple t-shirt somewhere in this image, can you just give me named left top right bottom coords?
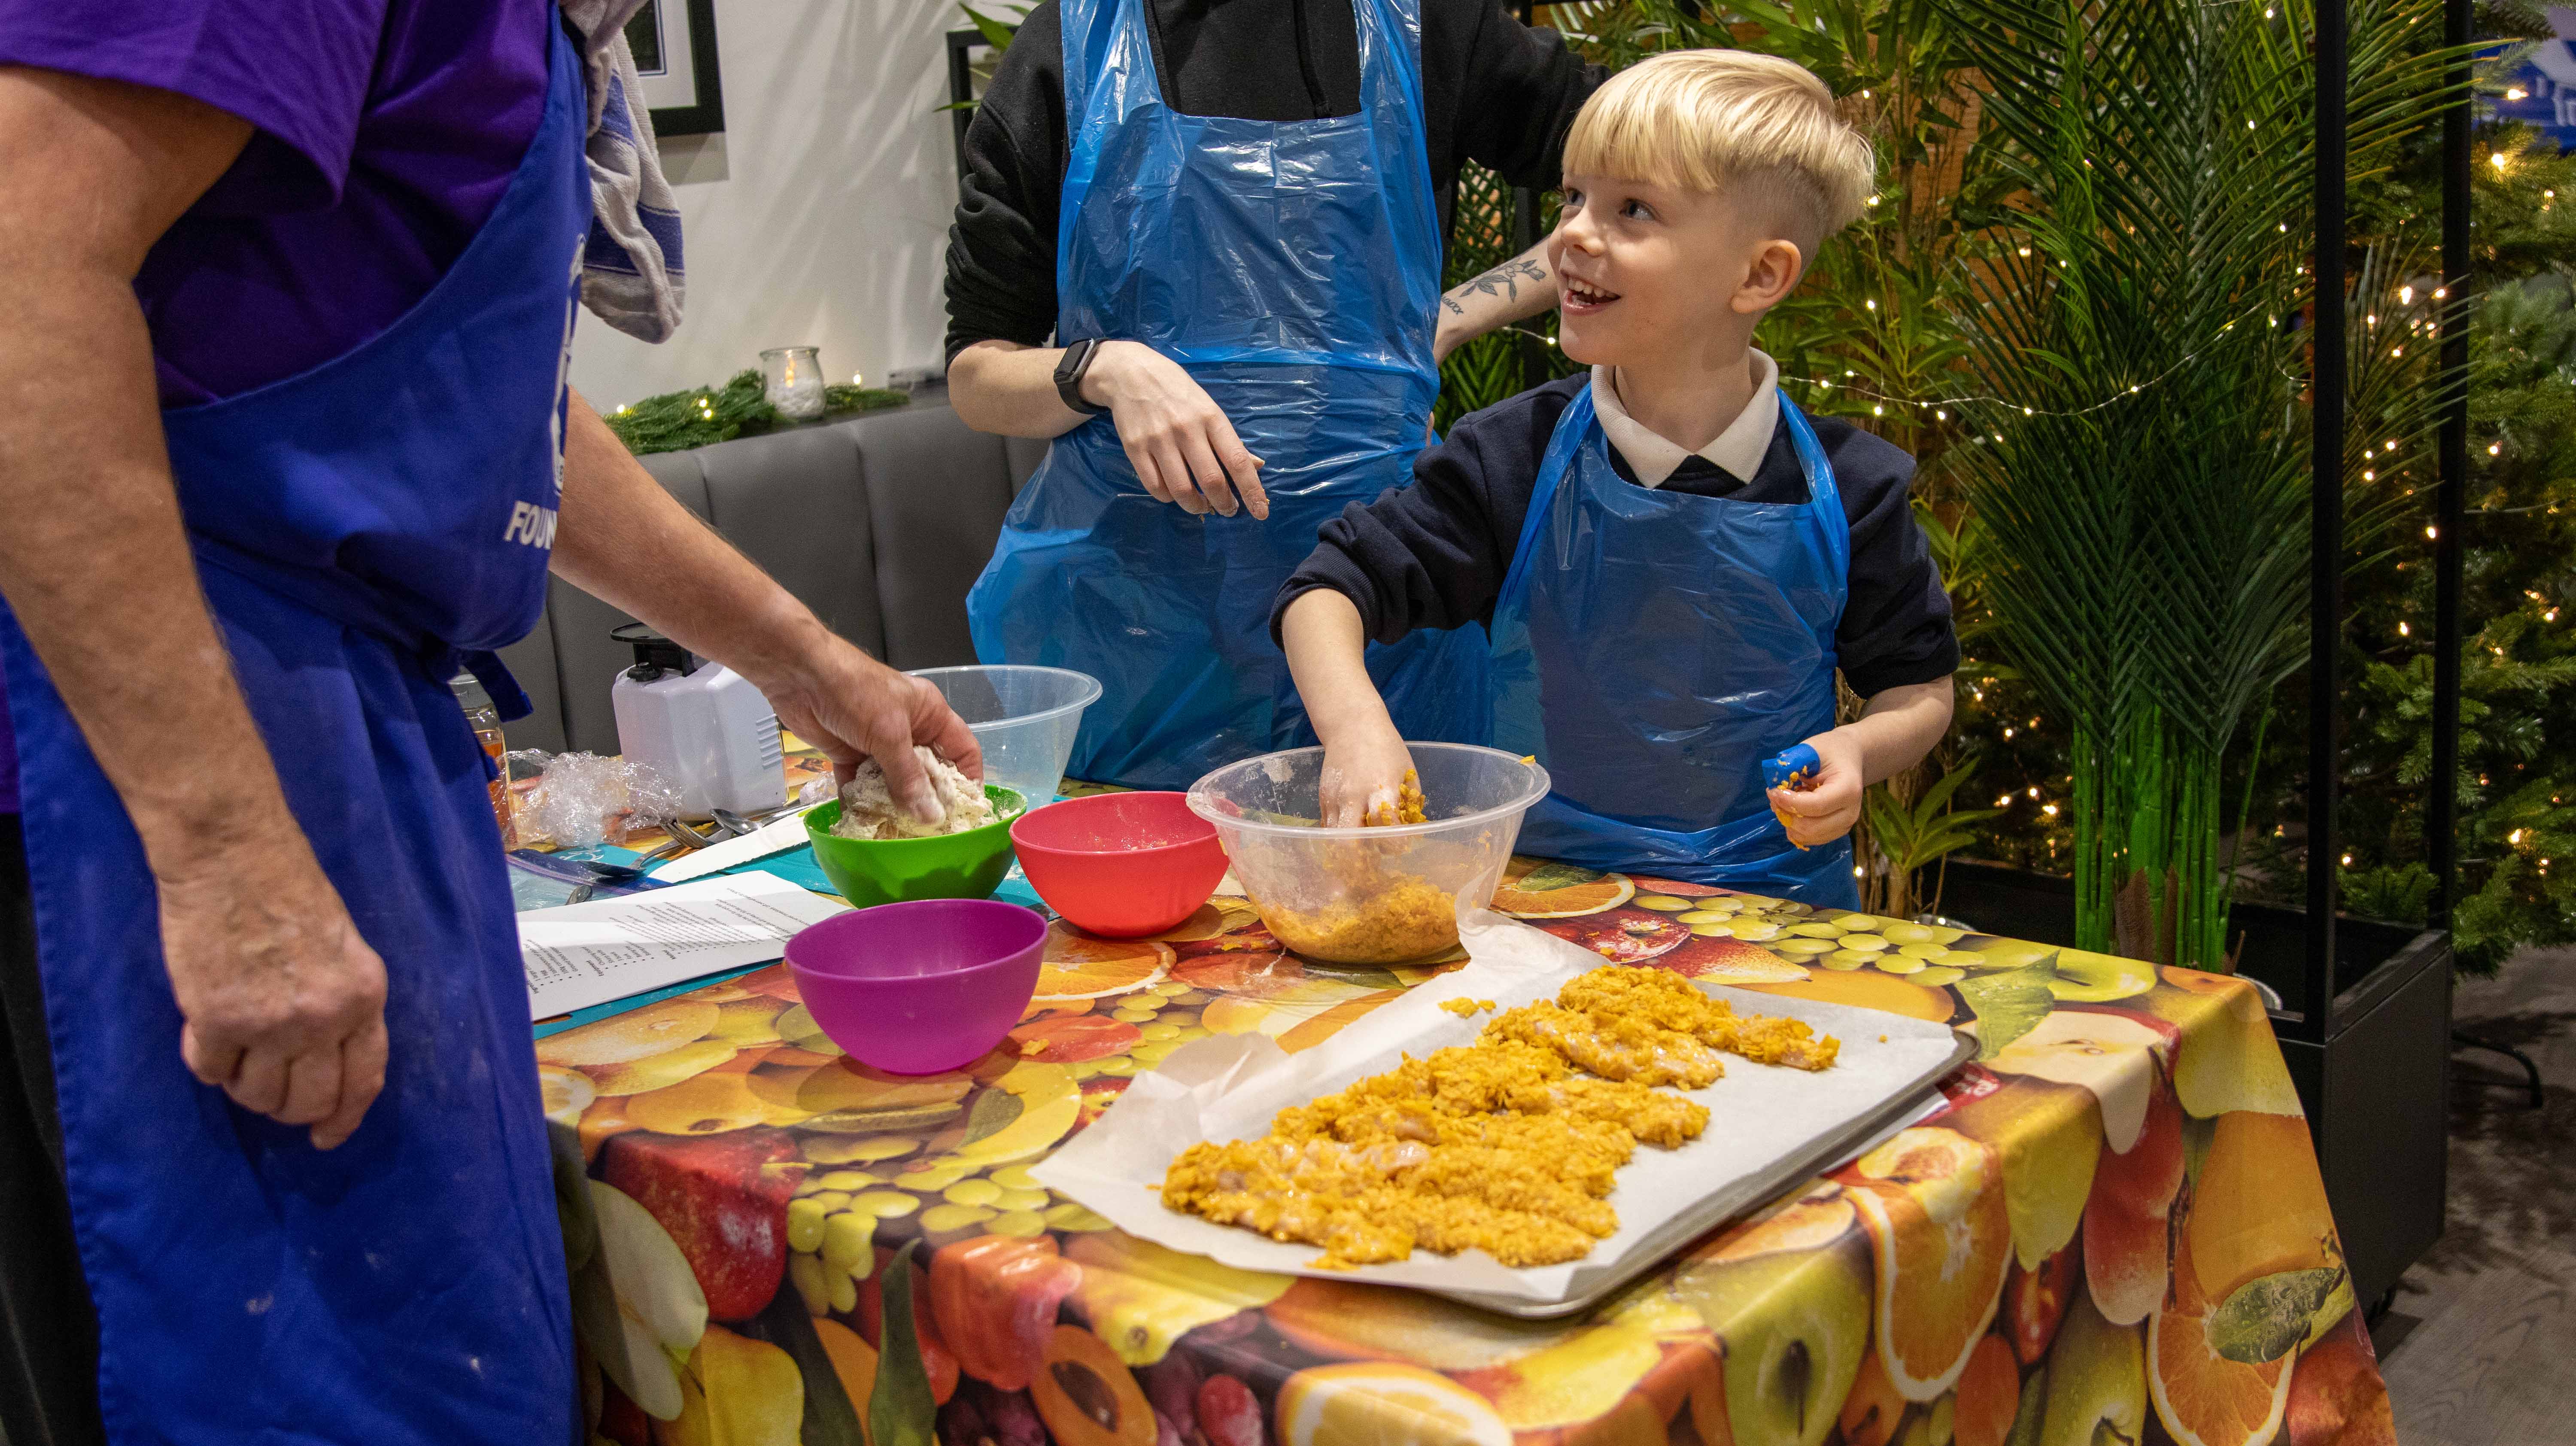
left=0, top=0, right=551, bottom=811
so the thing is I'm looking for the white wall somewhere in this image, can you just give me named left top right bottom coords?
left=570, top=0, right=964, bottom=409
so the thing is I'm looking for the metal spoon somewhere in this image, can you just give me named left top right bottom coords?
left=710, top=808, right=758, bottom=838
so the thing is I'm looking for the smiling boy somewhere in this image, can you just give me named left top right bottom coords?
left=1271, top=51, right=1956, bottom=905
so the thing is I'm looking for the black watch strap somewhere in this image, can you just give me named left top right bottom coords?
left=1055, top=337, right=1112, bottom=416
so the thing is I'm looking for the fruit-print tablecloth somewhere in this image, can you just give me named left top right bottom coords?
left=538, top=861, right=2398, bottom=1446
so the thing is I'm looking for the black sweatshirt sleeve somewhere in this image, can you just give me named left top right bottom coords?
left=944, top=3, right=1068, bottom=368
left=1434, top=0, right=1608, bottom=193
left=1271, top=379, right=1579, bottom=644
left=1811, top=424, right=1960, bottom=697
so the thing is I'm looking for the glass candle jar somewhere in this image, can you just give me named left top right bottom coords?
left=761, top=345, right=827, bottom=420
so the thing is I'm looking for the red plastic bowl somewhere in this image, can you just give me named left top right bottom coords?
left=784, top=899, right=1047, bottom=1075
left=1010, top=791, right=1230, bottom=938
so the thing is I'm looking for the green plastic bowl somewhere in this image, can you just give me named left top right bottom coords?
left=802, top=786, right=1027, bottom=908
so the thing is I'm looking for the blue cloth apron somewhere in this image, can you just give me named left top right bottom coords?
left=1488, top=382, right=1862, bottom=908
left=0, top=18, right=589, bottom=1443
left=964, top=0, right=1488, bottom=792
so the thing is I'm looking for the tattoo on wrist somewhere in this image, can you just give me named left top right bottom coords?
left=1449, top=257, right=1548, bottom=309
left=1442, top=295, right=1465, bottom=315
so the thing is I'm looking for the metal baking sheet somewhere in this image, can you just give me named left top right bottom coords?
left=1434, top=1013, right=1976, bottom=1319
left=1036, top=912, right=1976, bottom=1315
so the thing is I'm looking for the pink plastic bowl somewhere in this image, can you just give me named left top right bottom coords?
left=784, top=899, right=1048, bottom=1075
left=1011, top=791, right=1230, bottom=938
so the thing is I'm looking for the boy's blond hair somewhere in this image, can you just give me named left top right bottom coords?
left=1563, top=50, right=1875, bottom=252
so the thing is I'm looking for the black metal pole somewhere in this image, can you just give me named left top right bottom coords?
left=2430, top=0, right=2469, bottom=927
left=2306, top=0, right=2348, bottom=1042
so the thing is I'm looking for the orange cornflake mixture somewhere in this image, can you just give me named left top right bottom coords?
left=1437, top=997, right=1498, bottom=1018
left=1362, top=769, right=1429, bottom=827
left=1259, top=876, right=1455, bottom=965
left=1160, top=964, right=1837, bottom=1269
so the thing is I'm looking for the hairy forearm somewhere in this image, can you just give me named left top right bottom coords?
left=0, top=71, right=279, bottom=873
left=0, top=261, right=300, bottom=866
left=1434, top=240, right=1559, bottom=362
left=1844, top=678, right=1956, bottom=785
left=946, top=339, right=1087, bottom=438
left=550, top=392, right=843, bottom=690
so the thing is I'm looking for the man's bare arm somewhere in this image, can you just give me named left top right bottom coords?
left=0, top=67, right=387, bottom=1148
left=551, top=394, right=981, bottom=817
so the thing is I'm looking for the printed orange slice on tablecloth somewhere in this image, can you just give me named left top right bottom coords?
left=1033, top=923, right=1175, bottom=1000
left=2148, top=1234, right=2294, bottom=1446
left=1151, top=897, right=1265, bottom=942
left=1533, top=908, right=1691, bottom=963
left=1276, top=1362, right=1515, bottom=1446
left=1844, top=1126, right=2013, bottom=1402
left=1492, top=859, right=1636, bottom=918
left=1654, top=933, right=1810, bottom=984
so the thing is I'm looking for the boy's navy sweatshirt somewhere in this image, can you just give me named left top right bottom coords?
left=1270, top=374, right=1961, bottom=699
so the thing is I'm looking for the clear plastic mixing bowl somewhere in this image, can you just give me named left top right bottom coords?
left=907, top=665, right=1102, bottom=805
left=1185, top=743, right=1551, bottom=964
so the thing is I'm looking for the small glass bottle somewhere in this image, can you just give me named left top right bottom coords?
left=450, top=671, right=515, bottom=848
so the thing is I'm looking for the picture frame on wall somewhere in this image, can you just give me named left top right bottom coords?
left=625, top=0, right=725, bottom=137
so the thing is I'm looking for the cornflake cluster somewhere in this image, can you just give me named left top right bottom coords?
left=1160, top=964, right=1839, bottom=1269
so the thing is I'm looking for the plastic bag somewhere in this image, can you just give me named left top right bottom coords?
left=507, top=750, right=680, bottom=848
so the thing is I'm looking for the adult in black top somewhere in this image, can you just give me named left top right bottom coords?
left=1272, top=373, right=1961, bottom=696
left=943, top=0, right=1608, bottom=514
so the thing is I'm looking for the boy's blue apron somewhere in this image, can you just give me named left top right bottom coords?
left=1488, top=383, right=1862, bottom=908
left=965, top=0, right=1487, bottom=792
left=0, top=17, right=588, bottom=1443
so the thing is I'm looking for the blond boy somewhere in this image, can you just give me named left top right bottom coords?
left=1270, top=52, right=1956, bottom=904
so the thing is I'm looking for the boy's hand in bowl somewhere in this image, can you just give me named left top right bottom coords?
left=1767, top=729, right=1865, bottom=848
left=1319, top=718, right=1418, bottom=829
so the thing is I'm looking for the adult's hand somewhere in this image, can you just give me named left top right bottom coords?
left=1084, top=340, right=1270, bottom=519
left=551, top=392, right=983, bottom=825
left=757, top=639, right=984, bottom=821
left=156, top=824, right=389, bottom=1150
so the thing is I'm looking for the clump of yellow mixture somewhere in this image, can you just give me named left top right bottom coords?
left=1258, top=874, right=1456, bottom=964
left=1160, top=964, right=1839, bottom=1269
left=1363, top=769, right=1429, bottom=827
left=1438, top=998, right=1498, bottom=1018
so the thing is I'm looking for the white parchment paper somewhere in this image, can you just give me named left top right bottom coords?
left=1034, top=911, right=1965, bottom=1303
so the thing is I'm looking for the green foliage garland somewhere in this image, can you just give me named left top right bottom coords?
left=604, top=370, right=909, bottom=456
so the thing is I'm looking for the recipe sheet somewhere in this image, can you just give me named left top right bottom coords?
left=518, top=870, right=845, bottom=1018
left=1036, top=909, right=1966, bottom=1308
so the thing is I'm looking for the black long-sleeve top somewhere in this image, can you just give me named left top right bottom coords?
left=944, top=0, right=1608, bottom=365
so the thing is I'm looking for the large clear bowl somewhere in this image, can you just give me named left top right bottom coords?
left=1185, top=743, right=1551, bottom=964
left=908, top=665, right=1103, bottom=806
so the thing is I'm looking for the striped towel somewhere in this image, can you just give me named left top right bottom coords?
left=562, top=0, right=686, bottom=343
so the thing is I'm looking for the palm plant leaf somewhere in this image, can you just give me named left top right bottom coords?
left=1932, top=0, right=2465, bottom=964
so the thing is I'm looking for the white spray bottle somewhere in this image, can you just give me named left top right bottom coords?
left=608, top=622, right=785, bottom=818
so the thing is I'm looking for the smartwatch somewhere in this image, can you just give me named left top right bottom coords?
left=1054, top=337, right=1113, bottom=417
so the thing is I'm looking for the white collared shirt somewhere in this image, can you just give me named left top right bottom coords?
left=1589, top=349, right=1781, bottom=488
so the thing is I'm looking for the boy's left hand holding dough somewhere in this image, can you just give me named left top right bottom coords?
left=1767, top=729, right=1866, bottom=848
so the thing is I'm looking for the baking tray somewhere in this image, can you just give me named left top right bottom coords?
left=1437, top=997, right=1976, bottom=1319
left=1039, top=948, right=1979, bottom=1319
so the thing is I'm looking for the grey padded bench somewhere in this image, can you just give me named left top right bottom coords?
left=495, top=398, right=1049, bottom=755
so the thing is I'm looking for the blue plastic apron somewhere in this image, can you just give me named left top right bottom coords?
left=965, top=0, right=1488, bottom=791
left=0, top=18, right=588, bottom=1442
left=1488, top=382, right=1862, bottom=907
